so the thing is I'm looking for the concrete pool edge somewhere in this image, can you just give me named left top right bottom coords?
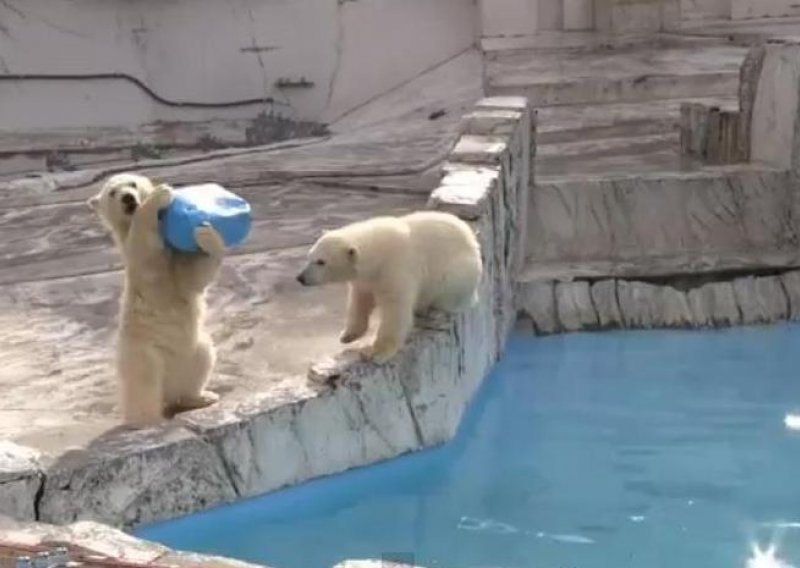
left=0, top=95, right=532, bottom=531
left=0, top=514, right=422, bottom=567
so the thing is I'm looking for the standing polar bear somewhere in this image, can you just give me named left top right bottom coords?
left=297, top=211, right=482, bottom=363
left=88, top=173, right=224, bottom=427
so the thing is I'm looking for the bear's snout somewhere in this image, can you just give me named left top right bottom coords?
left=296, top=272, right=308, bottom=286
left=121, top=193, right=138, bottom=215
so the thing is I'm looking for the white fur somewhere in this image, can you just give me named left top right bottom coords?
left=297, top=211, right=482, bottom=363
left=88, top=173, right=225, bottom=427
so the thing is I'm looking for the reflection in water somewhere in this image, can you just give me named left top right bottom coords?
left=746, top=543, right=796, bottom=568
left=785, top=414, right=800, bottom=431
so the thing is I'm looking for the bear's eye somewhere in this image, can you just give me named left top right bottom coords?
left=315, top=259, right=326, bottom=266
left=109, top=189, right=117, bottom=198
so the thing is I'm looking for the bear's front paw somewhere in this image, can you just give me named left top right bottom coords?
left=151, top=184, right=174, bottom=209
left=174, top=390, right=220, bottom=412
left=194, top=223, right=225, bottom=255
left=340, top=328, right=366, bottom=344
left=359, top=342, right=399, bottom=364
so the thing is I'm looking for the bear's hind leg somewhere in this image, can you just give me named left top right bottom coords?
left=435, top=254, right=482, bottom=313
left=170, top=336, right=219, bottom=413
left=119, top=344, right=166, bottom=427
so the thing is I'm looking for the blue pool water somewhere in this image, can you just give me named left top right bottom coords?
left=137, top=326, right=800, bottom=568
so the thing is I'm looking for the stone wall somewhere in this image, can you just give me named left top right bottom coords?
left=0, top=96, right=532, bottom=529
left=0, top=0, right=476, bottom=132
left=518, top=271, right=800, bottom=334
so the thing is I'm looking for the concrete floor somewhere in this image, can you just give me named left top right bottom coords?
left=0, top=50, right=483, bottom=456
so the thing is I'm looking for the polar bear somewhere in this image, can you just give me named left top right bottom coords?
left=87, top=173, right=224, bottom=427
left=296, top=211, right=482, bottom=363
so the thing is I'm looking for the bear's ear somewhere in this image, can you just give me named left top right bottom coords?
left=87, top=196, right=100, bottom=211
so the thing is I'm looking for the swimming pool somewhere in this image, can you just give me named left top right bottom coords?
left=136, top=326, right=800, bottom=568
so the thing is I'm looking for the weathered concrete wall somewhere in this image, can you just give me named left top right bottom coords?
left=595, top=0, right=680, bottom=33
left=0, top=96, right=532, bottom=528
left=681, top=0, right=730, bottom=21
left=527, top=168, right=797, bottom=265
left=518, top=271, right=800, bottom=334
left=0, top=0, right=476, bottom=132
left=730, top=0, right=800, bottom=19
left=682, top=0, right=800, bottom=20
left=749, top=43, right=800, bottom=172
left=479, top=0, right=560, bottom=36
left=479, top=0, right=800, bottom=37
left=479, top=0, right=679, bottom=36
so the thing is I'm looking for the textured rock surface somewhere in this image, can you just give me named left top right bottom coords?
left=688, top=281, right=741, bottom=327
left=0, top=442, right=44, bottom=521
left=518, top=270, right=800, bottom=335
left=555, top=281, right=597, bottom=331
left=591, top=280, right=623, bottom=328
left=39, top=426, right=237, bottom=526
left=732, top=276, right=789, bottom=325
left=516, top=281, right=558, bottom=333
left=0, top=517, right=268, bottom=567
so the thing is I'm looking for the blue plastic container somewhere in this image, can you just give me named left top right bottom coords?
left=158, top=183, right=251, bottom=253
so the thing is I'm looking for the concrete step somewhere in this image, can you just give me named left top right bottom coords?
left=536, top=97, right=737, bottom=143
left=536, top=145, right=696, bottom=180
left=491, top=70, right=740, bottom=107
left=534, top=98, right=738, bottom=179
left=482, top=31, right=725, bottom=57
left=538, top=132, right=677, bottom=160
left=486, top=44, right=747, bottom=106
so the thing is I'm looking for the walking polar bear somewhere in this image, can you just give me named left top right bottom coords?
left=88, top=173, right=224, bottom=427
left=297, top=211, right=483, bottom=363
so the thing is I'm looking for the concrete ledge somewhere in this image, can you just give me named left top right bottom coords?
left=0, top=96, right=532, bottom=530
left=0, top=516, right=429, bottom=568
left=0, top=516, right=269, bottom=567
left=0, top=443, right=43, bottom=522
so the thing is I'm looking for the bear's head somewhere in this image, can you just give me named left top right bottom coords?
left=87, top=173, right=156, bottom=234
left=296, top=231, right=358, bottom=286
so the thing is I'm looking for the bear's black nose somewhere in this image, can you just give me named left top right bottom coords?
left=121, top=193, right=138, bottom=214
left=296, top=273, right=307, bottom=286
